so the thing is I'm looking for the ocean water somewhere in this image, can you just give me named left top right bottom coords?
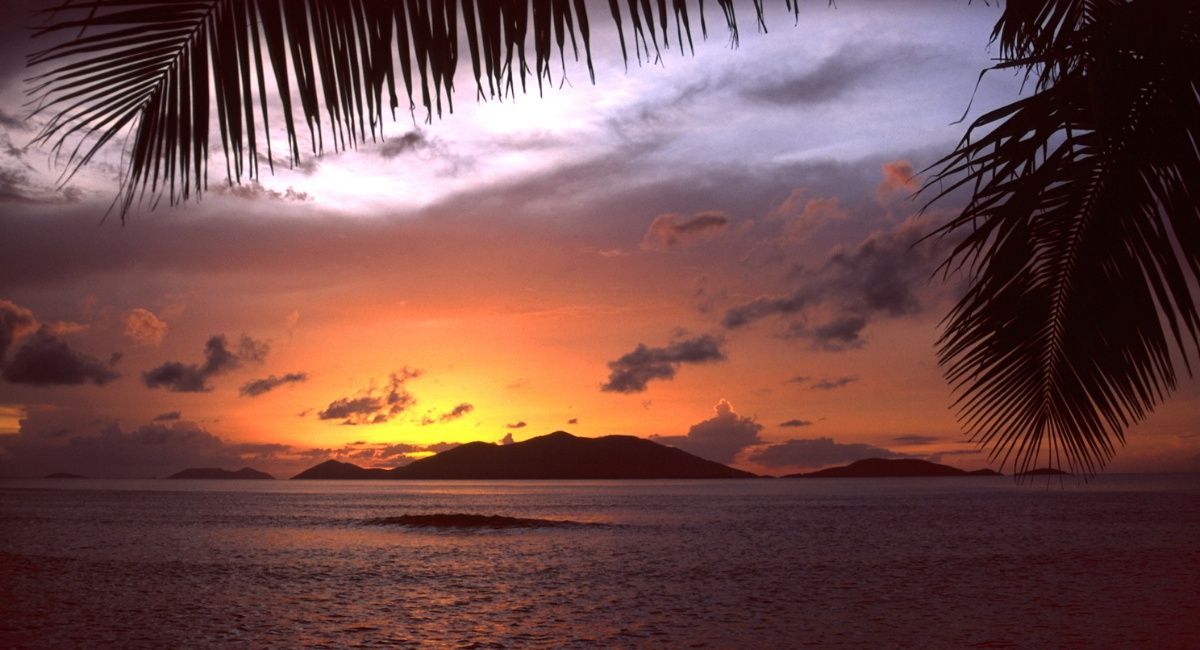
left=1, top=476, right=1197, bottom=647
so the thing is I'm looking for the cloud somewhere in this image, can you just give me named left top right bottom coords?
left=143, top=334, right=269, bottom=392
left=0, top=412, right=306, bottom=478
left=239, top=372, right=308, bottom=397
left=421, top=402, right=474, bottom=425
left=783, top=315, right=868, bottom=351
left=780, top=419, right=813, bottom=428
left=1, top=326, right=119, bottom=386
left=741, top=43, right=934, bottom=108
left=215, top=181, right=312, bottom=203
left=0, top=299, right=37, bottom=361
left=876, top=160, right=918, bottom=201
left=0, top=165, right=85, bottom=205
left=601, top=334, right=726, bottom=393
left=123, top=308, right=167, bottom=346
left=785, top=375, right=810, bottom=384
left=641, top=211, right=729, bottom=249
left=152, top=411, right=181, bottom=422
left=506, top=421, right=527, bottom=429
left=567, top=417, right=578, bottom=424
left=379, top=131, right=427, bottom=158
left=651, top=398, right=763, bottom=464
left=500, top=433, right=515, bottom=445
left=892, top=434, right=941, bottom=445
left=748, top=437, right=906, bottom=470
left=723, top=218, right=937, bottom=349
left=810, top=376, right=858, bottom=391
left=768, top=190, right=848, bottom=241
left=315, top=369, right=420, bottom=425
left=0, top=110, right=22, bottom=130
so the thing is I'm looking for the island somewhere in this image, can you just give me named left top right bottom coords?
left=292, top=460, right=393, bottom=480
left=1016, top=467, right=1072, bottom=476
left=44, top=472, right=87, bottom=479
left=292, top=430, right=757, bottom=479
left=785, top=458, right=1002, bottom=478
left=167, top=467, right=274, bottom=480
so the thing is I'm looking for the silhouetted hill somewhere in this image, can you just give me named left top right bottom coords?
left=785, top=458, right=1001, bottom=478
left=1016, top=467, right=1071, bottom=476
left=292, top=431, right=757, bottom=480
left=44, top=472, right=87, bottom=479
left=168, top=467, right=274, bottom=479
left=291, top=459, right=392, bottom=480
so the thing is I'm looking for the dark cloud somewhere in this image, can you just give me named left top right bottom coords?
left=641, top=211, right=729, bottom=249
left=1, top=326, right=119, bottom=386
left=723, top=218, right=938, bottom=350
left=152, top=411, right=181, bottom=422
left=602, top=334, right=726, bottom=393
left=651, top=399, right=763, bottom=464
left=143, top=334, right=269, bottom=393
left=0, top=413, right=303, bottom=479
left=0, top=110, right=21, bottom=130
left=810, top=376, right=858, bottom=391
left=379, top=131, right=427, bottom=158
left=239, top=372, right=309, bottom=397
left=506, top=421, right=527, bottom=429
left=316, top=369, right=420, bottom=425
left=0, top=299, right=36, bottom=361
left=783, top=315, right=868, bottom=351
left=748, top=437, right=906, bottom=470
left=892, top=434, right=941, bottom=445
left=420, top=402, right=474, bottom=425
left=742, top=43, right=933, bottom=107
left=780, top=419, right=813, bottom=428
left=0, top=165, right=85, bottom=205
left=567, top=417, right=579, bottom=424
left=215, top=181, right=312, bottom=203
left=785, top=375, right=810, bottom=384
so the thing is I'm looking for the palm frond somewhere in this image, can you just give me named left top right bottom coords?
left=25, top=0, right=813, bottom=218
left=924, top=0, right=1200, bottom=475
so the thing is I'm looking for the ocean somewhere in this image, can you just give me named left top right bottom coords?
left=1, top=476, right=1197, bottom=647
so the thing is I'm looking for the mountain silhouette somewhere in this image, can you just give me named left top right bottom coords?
left=292, top=431, right=756, bottom=479
left=167, top=467, right=274, bottom=479
left=44, top=472, right=87, bottom=479
left=785, top=458, right=1001, bottom=478
left=292, top=459, right=393, bottom=480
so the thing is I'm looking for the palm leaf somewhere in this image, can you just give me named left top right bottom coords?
left=25, top=0, right=813, bottom=218
left=924, top=0, right=1200, bottom=475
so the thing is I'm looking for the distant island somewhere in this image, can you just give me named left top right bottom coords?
left=292, top=460, right=392, bottom=480
left=785, top=458, right=1002, bottom=478
left=1016, top=467, right=1072, bottom=476
left=44, top=472, right=87, bottom=479
left=293, top=430, right=756, bottom=479
left=168, top=467, right=274, bottom=480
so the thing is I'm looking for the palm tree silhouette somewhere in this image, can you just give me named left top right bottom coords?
left=23, top=0, right=1200, bottom=475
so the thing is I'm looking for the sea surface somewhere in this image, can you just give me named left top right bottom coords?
left=1, top=476, right=1197, bottom=647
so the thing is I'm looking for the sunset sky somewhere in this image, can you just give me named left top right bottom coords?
left=1, top=0, right=1197, bottom=478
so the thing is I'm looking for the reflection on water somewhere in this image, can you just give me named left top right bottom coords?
left=1, top=477, right=1198, bottom=647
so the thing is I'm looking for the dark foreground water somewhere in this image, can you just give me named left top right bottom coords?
left=1, top=476, right=1198, bottom=647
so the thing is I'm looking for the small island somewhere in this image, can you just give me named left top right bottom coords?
left=293, top=430, right=757, bottom=480
left=167, top=467, right=274, bottom=480
left=1016, top=467, right=1072, bottom=476
left=785, top=458, right=1002, bottom=478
